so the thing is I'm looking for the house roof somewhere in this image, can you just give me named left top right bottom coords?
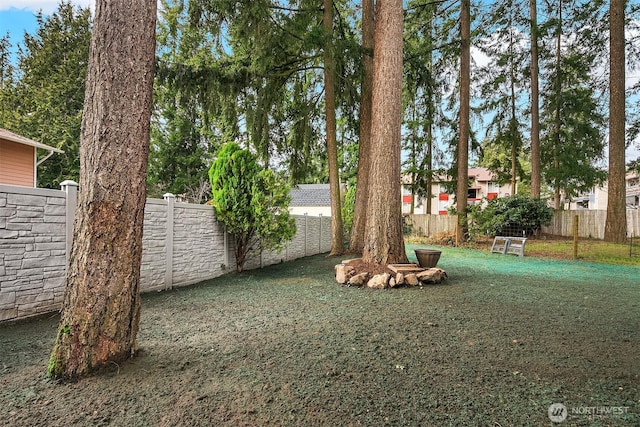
left=468, top=167, right=497, bottom=182
left=428, top=167, right=498, bottom=183
left=0, top=127, right=64, bottom=153
left=290, top=184, right=331, bottom=207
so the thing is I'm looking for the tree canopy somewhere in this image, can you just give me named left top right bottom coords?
left=2, top=0, right=638, bottom=218
left=0, top=1, right=91, bottom=188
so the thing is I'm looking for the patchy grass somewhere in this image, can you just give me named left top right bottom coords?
left=1, top=248, right=639, bottom=426
left=407, top=234, right=640, bottom=267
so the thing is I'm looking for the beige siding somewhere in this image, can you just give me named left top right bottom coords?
left=0, top=139, right=35, bottom=187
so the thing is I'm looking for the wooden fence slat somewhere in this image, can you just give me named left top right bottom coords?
left=406, top=210, right=639, bottom=239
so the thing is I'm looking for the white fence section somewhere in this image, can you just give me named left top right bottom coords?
left=0, top=182, right=331, bottom=322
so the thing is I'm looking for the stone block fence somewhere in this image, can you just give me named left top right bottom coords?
left=0, top=182, right=331, bottom=322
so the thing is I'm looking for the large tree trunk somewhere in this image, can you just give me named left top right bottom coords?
left=349, top=0, right=374, bottom=253
left=456, top=0, right=471, bottom=245
left=324, top=0, right=344, bottom=255
left=604, top=0, right=627, bottom=243
left=529, top=0, right=541, bottom=198
left=48, top=0, right=156, bottom=380
left=361, top=0, right=407, bottom=266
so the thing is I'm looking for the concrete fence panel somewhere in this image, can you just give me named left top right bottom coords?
left=1, top=183, right=331, bottom=322
left=0, top=185, right=67, bottom=321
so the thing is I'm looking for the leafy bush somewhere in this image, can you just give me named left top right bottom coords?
left=209, top=142, right=296, bottom=271
left=469, top=194, right=553, bottom=237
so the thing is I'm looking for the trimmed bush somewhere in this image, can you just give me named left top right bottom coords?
left=470, top=194, right=553, bottom=237
left=209, top=142, right=296, bottom=271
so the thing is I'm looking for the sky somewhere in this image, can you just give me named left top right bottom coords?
left=1, top=0, right=639, bottom=161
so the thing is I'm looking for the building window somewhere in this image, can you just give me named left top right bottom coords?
left=576, top=199, right=589, bottom=209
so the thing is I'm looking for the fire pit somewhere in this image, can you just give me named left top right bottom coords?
left=414, top=249, right=442, bottom=268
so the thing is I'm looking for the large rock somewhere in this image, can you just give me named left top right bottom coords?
left=366, top=273, right=390, bottom=289
left=335, top=264, right=355, bottom=284
left=394, top=273, right=405, bottom=287
left=416, top=268, right=447, bottom=284
left=348, top=272, right=369, bottom=287
left=405, top=273, right=419, bottom=286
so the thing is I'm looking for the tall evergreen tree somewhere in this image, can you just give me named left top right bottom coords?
left=0, top=34, right=16, bottom=126
left=149, top=0, right=223, bottom=201
left=477, top=0, right=529, bottom=195
left=539, top=0, right=607, bottom=209
left=456, top=0, right=471, bottom=244
left=362, top=0, right=408, bottom=265
left=403, top=0, right=448, bottom=215
left=349, top=0, right=374, bottom=253
left=48, top=0, right=156, bottom=380
left=530, top=0, right=541, bottom=197
left=604, top=0, right=627, bottom=243
left=323, top=0, right=344, bottom=255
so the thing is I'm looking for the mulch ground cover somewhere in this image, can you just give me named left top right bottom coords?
left=1, top=244, right=638, bottom=426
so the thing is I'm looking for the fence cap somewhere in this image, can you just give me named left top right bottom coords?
left=163, top=193, right=176, bottom=199
left=60, top=180, right=78, bottom=188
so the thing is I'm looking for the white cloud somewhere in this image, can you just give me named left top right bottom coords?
left=0, top=0, right=93, bottom=14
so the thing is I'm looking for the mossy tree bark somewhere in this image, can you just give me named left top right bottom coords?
left=48, top=0, right=156, bottom=380
left=361, top=0, right=408, bottom=266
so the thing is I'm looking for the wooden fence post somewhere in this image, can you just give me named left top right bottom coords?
left=573, top=215, right=579, bottom=260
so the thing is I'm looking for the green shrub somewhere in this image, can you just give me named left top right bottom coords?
left=470, top=194, right=553, bottom=237
left=209, top=142, right=296, bottom=271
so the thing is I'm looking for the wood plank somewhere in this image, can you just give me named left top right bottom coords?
left=388, top=263, right=424, bottom=274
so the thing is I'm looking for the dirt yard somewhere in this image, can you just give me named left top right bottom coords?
left=1, top=245, right=638, bottom=426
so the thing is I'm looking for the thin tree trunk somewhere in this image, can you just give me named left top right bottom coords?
left=410, top=102, right=417, bottom=214
left=530, top=0, right=541, bottom=198
left=426, top=122, right=433, bottom=215
left=456, top=0, right=471, bottom=245
left=553, top=1, right=563, bottom=210
left=349, top=0, right=374, bottom=253
left=48, top=0, right=156, bottom=380
left=425, top=12, right=434, bottom=215
left=324, top=0, right=344, bottom=255
left=509, top=23, right=518, bottom=196
left=361, top=0, right=408, bottom=266
left=604, top=0, right=627, bottom=243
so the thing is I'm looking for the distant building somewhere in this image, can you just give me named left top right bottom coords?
left=402, top=167, right=515, bottom=215
left=289, top=183, right=333, bottom=216
left=567, top=172, right=640, bottom=210
left=0, top=128, right=63, bottom=188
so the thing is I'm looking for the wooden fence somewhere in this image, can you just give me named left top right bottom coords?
left=541, top=209, right=640, bottom=239
left=405, top=214, right=457, bottom=237
left=405, top=210, right=640, bottom=239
